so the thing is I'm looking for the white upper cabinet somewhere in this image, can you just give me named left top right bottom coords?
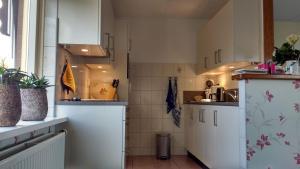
left=58, top=0, right=114, bottom=46
left=197, top=0, right=262, bottom=74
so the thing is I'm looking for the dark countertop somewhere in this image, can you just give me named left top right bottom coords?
left=184, top=101, right=239, bottom=107
left=232, top=74, right=300, bottom=80
left=56, top=100, right=128, bottom=106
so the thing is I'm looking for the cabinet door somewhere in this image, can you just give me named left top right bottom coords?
left=184, top=105, right=194, bottom=153
left=100, top=0, right=114, bottom=49
left=58, top=0, right=100, bottom=45
left=194, top=107, right=205, bottom=161
left=215, top=1, right=234, bottom=65
left=56, top=105, right=124, bottom=168
left=203, top=107, right=216, bottom=169
left=215, top=106, right=240, bottom=169
left=197, top=27, right=208, bottom=74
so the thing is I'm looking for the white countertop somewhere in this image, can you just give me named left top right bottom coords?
left=0, top=117, right=68, bottom=141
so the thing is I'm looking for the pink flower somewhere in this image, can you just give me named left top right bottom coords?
left=285, top=141, right=290, bottom=146
left=265, top=90, right=274, bottom=102
left=256, top=134, right=271, bottom=150
left=276, top=132, right=286, bottom=138
left=295, top=103, right=300, bottom=112
left=294, top=153, right=300, bottom=165
left=247, top=147, right=256, bottom=161
left=279, top=114, right=285, bottom=122
left=293, top=80, right=300, bottom=89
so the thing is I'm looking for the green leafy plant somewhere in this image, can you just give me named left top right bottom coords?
left=20, top=74, right=52, bottom=89
left=273, top=34, right=300, bottom=65
left=0, top=62, right=27, bottom=85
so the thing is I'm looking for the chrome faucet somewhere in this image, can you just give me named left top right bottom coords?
left=224, top=90, right=238, bottom=102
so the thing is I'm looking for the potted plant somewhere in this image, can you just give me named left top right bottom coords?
left=273, top=34, right=300, bottom=74
left=20, top=74, right=51, bottom=121
left=0, top=65, right=26, bottom=126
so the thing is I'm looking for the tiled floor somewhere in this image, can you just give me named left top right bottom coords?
left=126, top=156, right=203, bottom=169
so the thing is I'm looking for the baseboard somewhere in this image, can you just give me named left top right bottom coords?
left=187, top=151, right=209, bottom=169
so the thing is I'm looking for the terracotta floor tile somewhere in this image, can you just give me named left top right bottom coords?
left=126, top=155, right=202, bottom=169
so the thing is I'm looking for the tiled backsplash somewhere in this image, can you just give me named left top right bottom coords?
left=127, top=63, right=218, bottom=155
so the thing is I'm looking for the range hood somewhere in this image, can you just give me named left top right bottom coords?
left=60, top=44, right=110, bottom=57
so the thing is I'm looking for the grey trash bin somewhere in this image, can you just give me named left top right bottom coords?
left=156, top=133, right=171, bottom=160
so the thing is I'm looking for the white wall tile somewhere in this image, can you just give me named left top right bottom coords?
left=140, top=119, right=152, bottom=132
left=151, top=63, right=163, bottom=77
left=162, top=64, right=175, bottom=77
left=184, top=64, right=196, bottom=77
left=129, top=91, right=141, bottom=105
left=44, top=0, right=57, bottom=47
left=151, top=118, right=162, bottom=132
left=128, top=119, right=141, bottom=133
left=43, top=47, right=57, bottom=76
left=162, top=118, right=173, bottom=132
left=140, top=105, right=151, bottom=119
left=139, top=78, right=151, bottom=91
left=140, top=133, right=152, bottom=147
left=174, top=64, right=185, bottom=77
left=140, top=91, right=151, bottom=105
left=151, top=105, right=163, bottom=118
left=150, top=77, right=164, bottom=91
left=128, top=63, right=204, bottom=156
left=151, top=91, right=163, bottom=105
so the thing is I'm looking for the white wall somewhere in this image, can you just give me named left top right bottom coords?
left=125, top=18, right=207, bottom=63
left=274, top=21, right=300, bottom=49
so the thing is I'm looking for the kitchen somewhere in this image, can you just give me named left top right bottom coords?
left=0, top=0, right=299, bottom=169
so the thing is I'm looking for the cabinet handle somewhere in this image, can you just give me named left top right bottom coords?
left=109, top=35, right=115, bottom=61
left=213, top=110, right=218, bottom=127
left=217, top=49, right=222, bottom=63
left=191, top=112, right=193, bottom=120
left=198, top=111, right=201, bottom=122
left=204, top=57, right=208, bottom=68
left=128, top=39, right=132, bottom=52
left=214, top=50, right=218, bottom=64
left=202, top=111, right=205, bottom=123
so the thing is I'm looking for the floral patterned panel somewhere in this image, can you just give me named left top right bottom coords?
left=246, top=79, right=300, bottom=169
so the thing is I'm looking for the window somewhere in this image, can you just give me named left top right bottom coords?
left=0, top=0, right=16, bottom=67
left=0, top=0, right=41, bottom=72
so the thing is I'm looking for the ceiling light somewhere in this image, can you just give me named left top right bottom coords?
left=97, top=66, right=103, bottom=69
left=71, top=65, right=78, bottom=68
left=81, top=49, right=89, bottom=52
left=102, top=70, right=107, bottom=73
left=0, top=0, right=2, bottom=8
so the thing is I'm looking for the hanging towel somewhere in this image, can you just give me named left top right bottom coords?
left=166, top=79, right=175, bottom=113
left=172, top=78, right=181, bottom=127
left=165, top=78, right=181, bottom=127
left=61, top=60, right=76, bottom=94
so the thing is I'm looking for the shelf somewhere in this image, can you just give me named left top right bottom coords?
left=0, top=117, right=68, bottom=141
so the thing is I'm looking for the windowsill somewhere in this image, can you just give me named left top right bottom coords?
left=0, top=117, right=68, bottom=141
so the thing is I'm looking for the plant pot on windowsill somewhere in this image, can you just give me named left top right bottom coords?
left=0, top=68, right=26, bottom=127
left=0, top=84, right=22, bottom=126
left=20, top=74, right=52, bottom=121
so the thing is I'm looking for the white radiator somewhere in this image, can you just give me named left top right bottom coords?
left=0, top=133, right=65, bottom=169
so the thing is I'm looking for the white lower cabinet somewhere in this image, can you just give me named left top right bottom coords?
left=185, top=105, right=240, bottom=169
left=56, top=105, right=126, bottom=169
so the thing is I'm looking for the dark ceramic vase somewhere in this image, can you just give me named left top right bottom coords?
left=0, top=85, right=22, bottom=126
left=20, top=89, right=48, bottom=121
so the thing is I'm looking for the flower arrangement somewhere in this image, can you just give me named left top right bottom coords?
left=273, top=34, right=300, bottom=65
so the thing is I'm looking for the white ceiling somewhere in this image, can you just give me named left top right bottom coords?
left=111, top=0, right=229, bottom=19
left=274, top=0, right=300, bottom=21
